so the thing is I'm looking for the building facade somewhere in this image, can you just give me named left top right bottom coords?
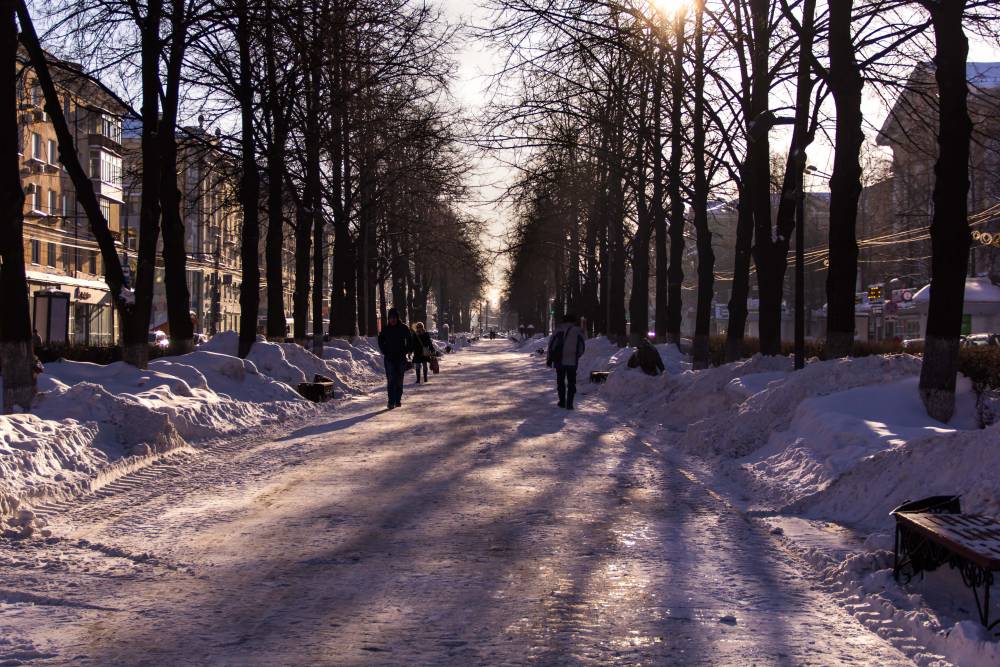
left=17, top=48, right=127, bottom=346
left=877, top=62, right=1000, bottom=284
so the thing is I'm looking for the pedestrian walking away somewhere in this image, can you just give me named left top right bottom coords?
left=411, top=321, right=435, bottom=384
left=377, top=307, right=413, bottom=409
left=546, top=313, right=586, bottom=410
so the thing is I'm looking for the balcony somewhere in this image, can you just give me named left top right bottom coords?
left=88, top=131, right=122, bottom=153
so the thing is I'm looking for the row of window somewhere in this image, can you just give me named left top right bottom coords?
left=28, top=132, right=123, bottom=188
left=28, top=238, right=101, bottom=275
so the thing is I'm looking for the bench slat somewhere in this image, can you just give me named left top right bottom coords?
left=895, top=512, right=1000, bottom=570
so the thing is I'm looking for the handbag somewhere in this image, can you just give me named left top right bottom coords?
left=430, top=357, right=440, bottom=374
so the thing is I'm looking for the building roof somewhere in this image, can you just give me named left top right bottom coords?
left=878, top=62, right=1000, bottom=147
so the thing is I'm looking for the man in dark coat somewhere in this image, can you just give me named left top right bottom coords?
left=546, top=313, right=586, bottom=410
left=377, top=307, right=413, bottom=409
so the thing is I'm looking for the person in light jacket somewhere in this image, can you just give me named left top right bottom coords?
left=546, top=313, right=586, bottom=410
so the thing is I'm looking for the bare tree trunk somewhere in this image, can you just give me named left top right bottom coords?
left=123, top=0, right=165, bottom=369
left=919, top=0, right=973, bottom=422
left=824, top=0, right=863, bottom=358
left=264, top=0, right=288, bottom=342
left=1, top=0, right=34, bottom=413
left=726, top=183, right=754, bottom=361
left=236, top=3, right=261, bottom=359
left=292, top=198, right=311, bottom=345
left=691, top=0, right=715, bottom=369
left=628, top=71, right=652, bottom=347
left=665, top=9, right=687, bottom=345
left=747, top=0, right=779, bottom=356
left=159, top=0, right=193, bottom=355
left=652, top=50, right=668, bottom=344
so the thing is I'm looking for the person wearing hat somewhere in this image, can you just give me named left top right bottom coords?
left=377, top=307, right=413, bottom=409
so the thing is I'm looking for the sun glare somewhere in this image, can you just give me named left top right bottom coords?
left=653, top=0, right=690, bottom=16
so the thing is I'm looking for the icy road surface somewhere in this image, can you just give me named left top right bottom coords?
left=0, top=341, right=912, bottom=666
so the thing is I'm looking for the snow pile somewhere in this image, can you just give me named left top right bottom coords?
left=0, top=333, right=388, bottom=536
left=743, top=374, right=980, bottom=510
left=790, top=418, right=1000, bottom=531
left=813, top=549, right=1000, bottom=667
left=322, top=337, right=384, bottom=392
left=646, top=354, right=793, bottom=429
left=678, top=354, right=922, bottom=458
left=202, top=331, right=384, bottom=396
left=515, top=333, right=548, bottom=351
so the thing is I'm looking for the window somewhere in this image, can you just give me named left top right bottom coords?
left=46, top=242, right=56, bottom=268
left=32, top=133, right=42, bottom=160
left=89, top=151, right=122, bottom=187
left=99, top=199, right=112, bottom=223
left=30, top=83, right=42, bottom=108
left=48, top=139, right=56, bottom=165
left=62, top=194, right=69, bottom=217
left=31, top=186, right=42, bottom=211
left=48, top=189, right=57, bottom=215
left=30, top=239, right=40, bottom=264
left=88, top=251, right=97, bottom=275
left=61, top=245, right=71, bottom=271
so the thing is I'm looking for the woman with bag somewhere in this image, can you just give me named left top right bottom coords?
left=411, top=322, right=435, bottom=384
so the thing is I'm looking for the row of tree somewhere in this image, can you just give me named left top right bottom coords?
left=490, top=0, right=998, bottom=421
left=0, top=0, right=487, bottom=412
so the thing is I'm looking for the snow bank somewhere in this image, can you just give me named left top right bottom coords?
left=202, top=331, right=384, bottom=397
left=811, top=548, right=1000, bottom=667
left=743, top=374, right=980, bottom=509
left=678, top=355, right=921, bottom=457
left=0, top=332, right=386, bottom=536
left=790, top=418, right=1000, bottom=531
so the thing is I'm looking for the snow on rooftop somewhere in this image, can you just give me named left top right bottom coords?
left=912, top=276, right=1000, bottom=303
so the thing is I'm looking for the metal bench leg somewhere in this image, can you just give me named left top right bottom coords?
left=957, top=561, right=995, bottom=630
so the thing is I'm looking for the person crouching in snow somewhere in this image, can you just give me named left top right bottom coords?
left=411, top=321, right=434, bottom=384
left=378, top=307, right=413, bottom=409
left=546, top=313, right=586, bottom=410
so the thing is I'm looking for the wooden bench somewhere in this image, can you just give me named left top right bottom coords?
left=892, top=496, right=1000, bottom=631
left=297, top=374, right=336, bottom=403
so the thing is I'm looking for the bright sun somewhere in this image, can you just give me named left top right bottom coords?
left=653, top=0, right=690, bottom=15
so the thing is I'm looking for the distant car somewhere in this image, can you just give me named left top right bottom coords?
left=901, top=338, right=924, bottom=350
left=961, top=333, right=1000, bottom=347
left=193, top=333, right=210, bottom=345
left=148, top=331, right=169, bottom=349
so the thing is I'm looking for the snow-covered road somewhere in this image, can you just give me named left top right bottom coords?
left=0, top=341, right=913, bottom=666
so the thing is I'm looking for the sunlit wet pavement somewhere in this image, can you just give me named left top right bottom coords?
left=0, top=341, right=911, bottom=665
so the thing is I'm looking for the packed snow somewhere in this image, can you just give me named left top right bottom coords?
left=0, top=333, right=384, bottom=538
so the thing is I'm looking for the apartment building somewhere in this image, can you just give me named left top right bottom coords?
left=877, top=62, right=1000, bottom=283
left=122, top=123, right=298, bottom=338
left=17, top=47, right=127, bottom=346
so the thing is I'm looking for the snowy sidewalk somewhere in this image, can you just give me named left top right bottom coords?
left=0, top=341, right=911, bottom=665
